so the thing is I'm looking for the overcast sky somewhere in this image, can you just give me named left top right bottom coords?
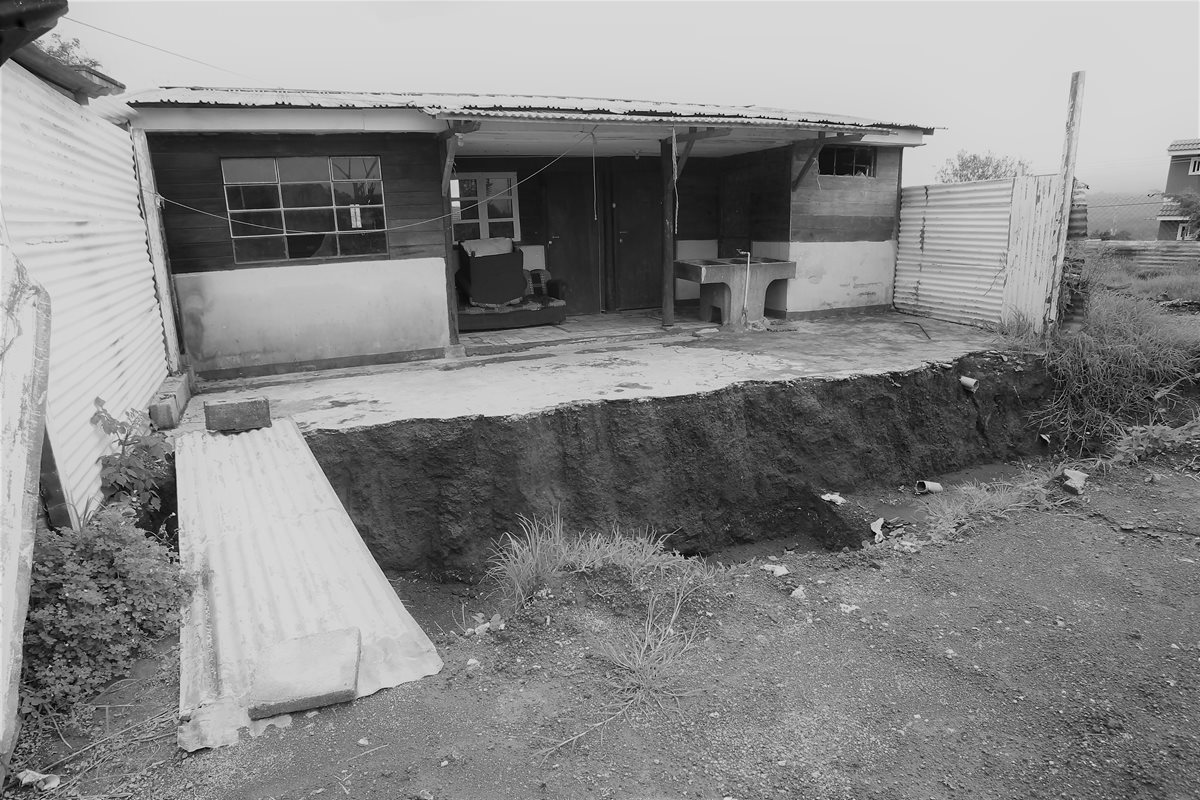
left=60, top=0, right=1199, bottom=193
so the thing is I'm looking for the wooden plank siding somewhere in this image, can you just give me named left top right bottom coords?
left=789, top=146, right=902, bottom=242
left=146, top=133, right=445, bottom=273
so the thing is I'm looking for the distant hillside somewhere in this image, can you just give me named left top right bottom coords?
left=1085, top=190, right=1162, bottom=240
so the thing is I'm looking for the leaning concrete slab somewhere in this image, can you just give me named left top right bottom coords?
left=175, top=418, right=442, bottom=751
left=0, top=244, right=51, bottom=781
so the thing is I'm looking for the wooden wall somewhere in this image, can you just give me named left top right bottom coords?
left=147, top=132, right=444, bottom=273
left=789, top=146, right=903, bottom=242
left=717, top=147, right=790, bottom=256
left=452, top=156, right=721, bottom=246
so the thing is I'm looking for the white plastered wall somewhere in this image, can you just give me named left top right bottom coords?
left=759, top=241, right=896, bottom=315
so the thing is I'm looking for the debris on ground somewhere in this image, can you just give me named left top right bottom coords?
left=820, top=492, right=847, bottom=505
left=760, top=564, right=790, bottom=577
left=1063, top=468, right=1089, bottom=494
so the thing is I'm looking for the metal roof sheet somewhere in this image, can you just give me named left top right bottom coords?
left=1168, top=138, right=1200, bottom=152
left=121, top=87, right=934, bottom=132
left=175, top=417, right=442, bottom=750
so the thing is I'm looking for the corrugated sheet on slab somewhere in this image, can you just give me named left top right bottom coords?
left=1, top=61, right=168, bottom=526
left=175, top=418, right=442, bottom=751
left=894, top=180, right=1014, bottom=326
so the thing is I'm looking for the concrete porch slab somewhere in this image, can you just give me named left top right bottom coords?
left=178, top=314, right=999, bottom=435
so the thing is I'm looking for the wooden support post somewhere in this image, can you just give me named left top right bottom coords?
left=439, top=137, right=460, bottom=346
left=791, top=133, right=825, bottom=191
left=661, top=137, right=676, bottom=328
left=130, top=129, right=182, bottom=373
left=1047, top=70, right=1085, bottom=328
left=440, top=135, right=459, bottom=198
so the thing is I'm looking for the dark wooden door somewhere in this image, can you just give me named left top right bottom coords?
left=545, top=172, right=602, bottom=314
left=611, top=169, right=662, bottom=310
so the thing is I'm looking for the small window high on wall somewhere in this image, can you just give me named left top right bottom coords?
left=818, top=146, right=877, bottom=178
left=221, top=156, right=388, bottom=263
left=450, top=173, right=521, bottom=242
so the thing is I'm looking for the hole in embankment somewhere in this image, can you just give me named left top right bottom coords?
left=306, top=352, right=1048, bottom=581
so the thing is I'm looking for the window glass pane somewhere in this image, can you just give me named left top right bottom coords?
left=281, top=182, right=333, bottom=208
left=336, top=206, right=385, bottom=231
left=489, top=221, right=516, bottom=239
left=458, top=201, right=479, bottom=220
left=233, top=237, right=286, bottom=262
left=286, top=233, right=337, bottom=259
left=226, top=184, right=280, bottom=211
left=330, top=156, right=381, bottom=181
left=230, top=210, right=283, bottom=237
left=818, top=149, right=835, bottom=175
left=485, top=177, right=514, bottom=199
left=277, top=157, right=330, bottom=182
left=284, top=208, right=336, bottom=233
left=333, top=181, right=384, bottom=206
left=221, top=158, right=276, bottom=184
left=487, top=198, right=513, bottom=218
left=457, top=178, right=478, bottom=197
left=337, top=232, right=387, bottom=256
left=454, top=222, right=481, bottom=242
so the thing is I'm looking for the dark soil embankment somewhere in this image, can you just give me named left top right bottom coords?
left=306, top=352, right=1049, bottom=572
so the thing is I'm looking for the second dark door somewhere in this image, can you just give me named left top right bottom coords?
left=611, top=168, right=662, bottom=310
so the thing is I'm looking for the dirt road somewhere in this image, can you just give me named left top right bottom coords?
left=13, top=460, right=1199, bottom=800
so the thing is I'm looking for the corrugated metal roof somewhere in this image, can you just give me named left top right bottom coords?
left=175, top=417, right=442, bottom=751
left=2, top=60, right=168, bottom=528
left=121, top=87, right=934, bottom=133
left=1167, top=138, right=1200, bottom=152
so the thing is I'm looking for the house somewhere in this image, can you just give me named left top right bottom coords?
left=1156, top=138, right=1200, bottom=240
left=116, top=89, right=933, bottom=379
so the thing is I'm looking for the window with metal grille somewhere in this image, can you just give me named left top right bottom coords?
left=221, top=156, right=387, bottom=263
left=818, top=146, right=877, bottom=178
left=449, top=173, right=521, bottom=242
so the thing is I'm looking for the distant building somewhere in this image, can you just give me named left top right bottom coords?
left=1156, top=138, right=1200, bottom=240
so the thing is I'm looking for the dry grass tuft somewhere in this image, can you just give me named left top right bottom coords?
left=1032, top=289, right=1200, bottom=452
left=924, top=466, right=1072, bottom=539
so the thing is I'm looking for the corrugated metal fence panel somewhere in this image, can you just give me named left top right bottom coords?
left=894, top=179, right=1014, bottom=326
left=1, top=62, right=168, bottom=526
left=1002, top=175, right=1064, bottom=330
left=175, top=419, right=442, bottom=750
left=1068, top=179, right=1087, bottom=240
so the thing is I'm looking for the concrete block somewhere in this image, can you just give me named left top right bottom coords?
left=148, top=373, right=192, bottom=430
left=247, top=628, right=361, bottom=720
left=204, top=396, right=271, bottom=433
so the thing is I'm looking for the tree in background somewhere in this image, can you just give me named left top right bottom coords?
left=936, top=150, right=1031, bottom=183
left=1173, top=191, right=1200, bottom=239
left=33, top=33, right=102, bottom=70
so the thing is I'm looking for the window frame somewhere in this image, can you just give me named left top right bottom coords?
left=220, top=155, right=389, bottom=265
left=449, top=171, right=522, bottom=242
left=817, top=145, right=878, bottom=178
left=1189, top=157, right=1200, bottom=176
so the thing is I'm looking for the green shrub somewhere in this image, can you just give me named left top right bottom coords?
left=22, top=505, right=185, bottom=711
left=1033, top=289, right=1200, bottom=452
left=92, top=398, right=176, bottom=541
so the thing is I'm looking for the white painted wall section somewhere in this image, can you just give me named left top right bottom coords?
left=174, top=258, right=451, bottom=374
left=762, top=241, right=896, bottom=315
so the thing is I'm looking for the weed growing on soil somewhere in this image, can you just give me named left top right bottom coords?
left=924, top=467, right=1072, bottom=539
left=488, top=512, right=703, bottom=610
left=1106, top=415, right=1200, bottom=466
left=1031, top=290, right=1200, bottom=452
left=92, top=399, right=176, bottom=541
left=22, top=505, right=185, bottom=712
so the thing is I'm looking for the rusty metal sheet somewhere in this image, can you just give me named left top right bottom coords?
left=175, top=418, right=442, bottom=751
left=1, top=61, right=168, bottom=527
left=1003, top=175, right=1065, bottom=331
left=123, top=87, right=933, bottom=132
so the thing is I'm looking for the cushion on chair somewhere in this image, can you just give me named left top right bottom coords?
left=461, top=237, right=513, bottom=258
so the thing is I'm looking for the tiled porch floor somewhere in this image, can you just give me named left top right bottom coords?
left=457, top=308, right=714, bottom=353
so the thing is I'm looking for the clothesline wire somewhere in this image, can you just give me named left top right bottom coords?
left=156, top=128, right=599, bottom=235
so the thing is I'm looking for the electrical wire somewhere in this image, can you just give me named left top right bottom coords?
left=61, top=16, right=254, bottom=78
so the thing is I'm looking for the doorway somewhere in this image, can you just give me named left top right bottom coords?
left=545, top=170, right=603, bottom=314
left=610, top=166, right=663, bottom=311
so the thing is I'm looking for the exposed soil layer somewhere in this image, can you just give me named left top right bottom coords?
left=306, top=353, right=1049, bottom=573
